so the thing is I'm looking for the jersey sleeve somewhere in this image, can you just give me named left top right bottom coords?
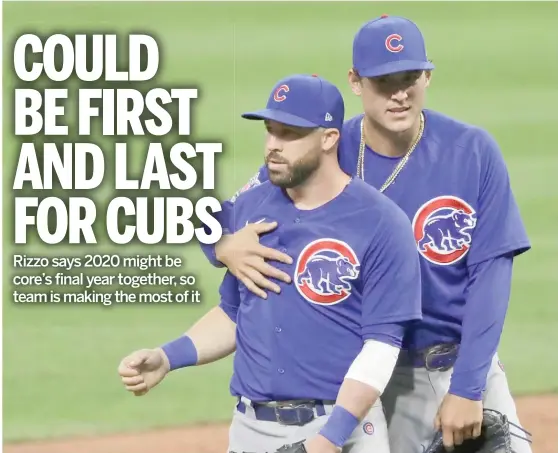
left=199, top=201, right=235, bottom=267
left=218, top=270, right=241, bottom=322
left=360, top=207, right=423, bottom=340
left=199, top=165, right=269, bottom=267
left=466, top=131, right=531, bottom=266
left=228, top=166, right=269, bottom=203
left=363, top=322, right=407, bottom=348
left=449, top=253, right=514, bottom=400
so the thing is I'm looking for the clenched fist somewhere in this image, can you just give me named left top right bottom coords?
left=118, top=348, right=170, bottom=396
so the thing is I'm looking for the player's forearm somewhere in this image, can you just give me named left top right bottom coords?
left=337, top=338, right=399, bottom=417
left=335, top=378, right=380, bottom=419
left=161, top=306, right=236, bottom=370
left=449, top=254, right=513, bottom=400
left=186, top=306, right=237, bottom=364
left=318, top=339, right=400, bottom=448
left=316, top=380, right=380, bottom=450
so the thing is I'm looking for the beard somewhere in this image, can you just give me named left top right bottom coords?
left=265, top=151, right=320, bottom=189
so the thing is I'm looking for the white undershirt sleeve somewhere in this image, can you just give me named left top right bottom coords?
left=344, top=339, right=400, bottom=395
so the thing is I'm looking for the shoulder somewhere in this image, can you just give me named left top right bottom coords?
left=338, top=114, right=365, bottom=170
left=229, top=167, right=269, bottom=203
left=345, top=180, right=416, bottom=258
left=342, top=114, right=364, bottom=135
left=345, top=178, right=412, bottom=231
left=340, top=114, right=364, bottom=147
left=229, top=180, right=276, bottom=215
left=424, top=109, right=503, bottom=161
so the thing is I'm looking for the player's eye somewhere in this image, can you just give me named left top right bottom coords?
left=404, top=71, right=421, bottom=83
left=284, top=131, right=303, bottom=141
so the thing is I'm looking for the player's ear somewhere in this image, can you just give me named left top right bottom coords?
left=348, top=69, right=362, bottom=96
left=322, top=128, right=340, bottom=153
left=424, top=70, right=432, bottom=88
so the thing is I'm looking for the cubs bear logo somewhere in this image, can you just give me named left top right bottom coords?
left=412, top=196, right=477, bottom=265
left=295, top=239, right=360, bottom=305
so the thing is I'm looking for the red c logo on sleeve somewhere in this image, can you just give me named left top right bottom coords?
left=273, top=85, right=289, bottom=102
left=385, top=34, right=404, bottom=53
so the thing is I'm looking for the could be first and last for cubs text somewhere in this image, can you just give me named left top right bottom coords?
left=11, top=33, right=224, bottom=246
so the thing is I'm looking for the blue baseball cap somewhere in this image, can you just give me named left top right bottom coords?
left=353, top=15, right=435, bottom=77
left=241, top=74, right=344, bottom=131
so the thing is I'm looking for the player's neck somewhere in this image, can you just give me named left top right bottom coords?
left=363, top=113, right=422, bottom=158
left=286, top=163, right=350, bottom=210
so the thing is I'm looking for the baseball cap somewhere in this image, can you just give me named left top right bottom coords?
left=241, top=74, right=344, bottom=131
left=353, top=15, right=435, bottom=77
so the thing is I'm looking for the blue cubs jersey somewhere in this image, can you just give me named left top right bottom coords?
left=339, top=110, right=531, bottom=350
left=205, top=109, right=530, bottom=354
left=217, top=178, right=422, bottom=401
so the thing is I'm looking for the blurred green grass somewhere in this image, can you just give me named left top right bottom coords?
left=3, top=1, right=557, bottom=443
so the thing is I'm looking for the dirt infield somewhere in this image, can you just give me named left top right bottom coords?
left=5, top=394, right=557, bottom=453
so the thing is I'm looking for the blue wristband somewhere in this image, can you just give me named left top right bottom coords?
left=319, top=406, right=360, bottom=448
left=161, top=335, right=198, bottom=371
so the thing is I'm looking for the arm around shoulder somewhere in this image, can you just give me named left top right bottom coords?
left=199, top=165, right=269, bottom=267
left=201, top=180, right=293, bottom=299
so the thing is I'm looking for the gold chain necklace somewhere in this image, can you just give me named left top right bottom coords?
left=356, top=112, right=425, bottom=192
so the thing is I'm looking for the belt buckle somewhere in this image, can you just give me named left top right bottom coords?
left=424, top=344, right=457, bottom=372
left=274, top=403, right=315, bottom=426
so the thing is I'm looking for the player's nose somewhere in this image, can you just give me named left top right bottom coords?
left=266, top=134, right=283, bottom=152
left=391, top=89, right=409, bottom=102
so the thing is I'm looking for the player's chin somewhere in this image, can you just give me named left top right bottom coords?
left=268, top=173, right=293, bottom=188
left=384, top=112, right=416, bottom=133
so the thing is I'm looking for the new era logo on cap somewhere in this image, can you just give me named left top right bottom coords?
left=325, top=112, right=333, bottom=122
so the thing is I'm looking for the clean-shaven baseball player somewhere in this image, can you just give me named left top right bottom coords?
left=199, top=15, right=533, bottom=453
left=118, top=74, right=422, bottom=453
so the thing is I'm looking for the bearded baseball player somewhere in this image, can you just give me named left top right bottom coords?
left=118, top=74, right=422, bottom=453
left=200, top=15, right=533, bottom=453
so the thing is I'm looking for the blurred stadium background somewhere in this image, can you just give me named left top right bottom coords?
left=3, top=1, right=557, bottom=450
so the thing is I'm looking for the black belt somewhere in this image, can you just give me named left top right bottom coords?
left=236, top=398, right=335, bottom=426
left=398, top=343, right=459, bottom=371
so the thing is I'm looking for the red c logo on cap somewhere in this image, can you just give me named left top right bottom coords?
left=274, top=84, right=289, bottom=102
left=385, top=34, right=404, bottom=53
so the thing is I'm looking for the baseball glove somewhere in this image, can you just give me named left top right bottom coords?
left=275, top=440, right=307, bottom=453
left=424, top=409, right=532, bottom=453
